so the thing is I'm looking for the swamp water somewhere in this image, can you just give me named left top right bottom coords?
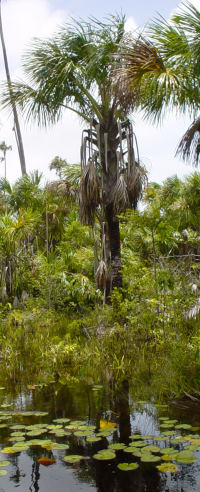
left=0, top=382, right=199, bottom=491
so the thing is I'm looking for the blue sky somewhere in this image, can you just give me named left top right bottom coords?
left=48, top=0, right=179, bottom=25
left=0, top=0, right=197, bottom=184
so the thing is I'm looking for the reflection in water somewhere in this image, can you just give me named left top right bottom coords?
left=29, top=461, right=40, bottom=492
left=0, top=382, right=200, bottom=491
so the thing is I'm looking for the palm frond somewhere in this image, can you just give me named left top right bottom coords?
left=79, top=161, right=100, bottom=225
left=176, top=118, right=200, bottom=166
left=127, top=163, right=147, bottom=209
left=95, top=259, right=108, bottom=290
left=112, top=174, right=130, bottom=214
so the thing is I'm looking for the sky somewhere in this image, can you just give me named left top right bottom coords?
left=0, top=0, right=199, bottom=185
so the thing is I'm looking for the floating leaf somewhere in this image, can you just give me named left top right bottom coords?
left=96, top=431, right=111, bottom=437
left=93, top=450, right=116, bottom=461
left=141, top=454, right=161, bottom=463
left=130, top=448, right=142, bottom=457
left=108, top=443, right=126, bottom=450
left=162, top=454, right=174, bottom=461
left=64, top=455, right=83, bottom=463
left=144, top=445, right=161, bottom=453
left=86, top=437, right=102, bottom=443
left=117, top=462, right=139, bottom=471
left=27, top=430, right=46, bottom=437
left=0, top=424, right=7, bottom=429
left=162, top=431, right=176, bottom=436
left=10, top=432, right=25, bottom=437
left=176, top=457, right=197, bottom=464
left=0, top=470, right=7, bottom=476
left=129, top=434, right=142, bottom=440
left=38, top=457, right=56, bottom=466
left=124, top=447, right=139, bottom=454
left=175, top=424, right=192, bottom=430
left=10, top=425, right=25, bottom=430
left=74, top=430, right=93, bottom=437
left=153, top=436, right=167, bottom=441
left=130, top=441, right=147, bottom=447
left=160, top=448, right=177, bottom=455
left=53, top=418, right=70, bottom=424
left=1, top=447, right=20, bottom=454
left=157, top=463, right=178, bottom=473
left=160, top=424, right=174, bottom=429
left=0, top=461, right=10, bottom=467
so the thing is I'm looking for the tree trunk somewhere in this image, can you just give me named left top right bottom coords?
left=0, top=0, right=27, bottom=175
left=100, top=120, right=122, bottom=300
left=106, top=203, right=122, bottom=292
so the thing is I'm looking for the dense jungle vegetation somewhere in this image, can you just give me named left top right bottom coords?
left=1, top=2, right=200, bottom=400
left=0, top=166, right=200, bottom=399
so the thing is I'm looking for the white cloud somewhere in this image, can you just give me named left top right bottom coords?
left=125, top=16, right=137, bottom=33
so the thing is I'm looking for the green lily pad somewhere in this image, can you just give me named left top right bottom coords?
left=108, top=443, right=126, bottom=450
left=129, top=434, right=142, bottom=439
left=162, top=431, right=176, bottom=436
left=117, top=462, right=139, bottom=471
left=64, top=455, right=83, bottom=463
left=175, top=450, right=196, bottom=460
left=27, top=430, right=46, bottom=437
left=29, top=439, right=51, bottom=446
left=162, top=454, right=174, bottom=461
left=0, top=424, right=7, bottom=429
left=93, top=450, right=116, bottom=461
left=10, top=432, right=25, bottom=437
left=160, top=424, right=174, bottom=429
left=176, top=457, right=197, bottom=464
left=153, top=436, right=168, bottom=441
left=141, top=454, right=161, bottom=463
left=144, top=445, right=161, bottom=453
left=160, top=448, right=177, bottom=455
left=74, top=430, right=93, bottom=437
left=0, top=461, right=10, bottom=466
left=86, top=437, right=102, bottom=443
left=9, top=436, right=26, bottom=442
left=130, top=448, right=142, bottom=457
left=175, top=424, right=192, bottom=430
left=124, top=447, right=139, bottom=453
left=53, top=418, right=70, bottom=424
left=96, top=431, right=111, bottom=437
left=0, top=470, right=7, bottom=476
left=130, top=441, right=147, bottom=447
left=157, top=463, right=178, bottom=473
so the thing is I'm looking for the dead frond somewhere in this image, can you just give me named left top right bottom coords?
left=176, top=118, right=200, bottom=166
left=95, top=260, right=108, bottom=290
left=79, top=160, right=100, bottom=225
left=113, top=34, right=164, bottom=109
left=113, top=174, right=130, bottom=214
left=127, top=163, right=147, bottom=209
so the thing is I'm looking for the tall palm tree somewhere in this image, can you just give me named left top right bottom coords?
left=0, top=140, right=12, bottom=178
left=115, top=2, right=200, bottom=166
left=0, top=0, right=26, bottom=175
left=1, top=15, right=146, bottom=300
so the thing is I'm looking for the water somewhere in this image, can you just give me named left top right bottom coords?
left=0, top=381, right=199, bottom=491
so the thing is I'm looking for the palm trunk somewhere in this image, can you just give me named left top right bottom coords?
left=101, top=121, right=122, bottom=300
left=0, top=0, right=26, bottom=175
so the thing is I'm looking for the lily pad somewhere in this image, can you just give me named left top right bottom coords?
left=0, top=470, right=7, bottom=476
left=86, top=437, right=102, bottom=443
left=153, top=436, right=168, bottom=441
left=175, top=424, right=192, bottom=430
left=64, top=455, right=83, bottom=464
left=157, top=463, right=178, bottom=473
left=0, top=461, right=10, bottom=466
left=53, top=418, right=70, bottom=424
left=162, top=431, right=176, bottom=436
left=38, top=457, right=56, bottom=466
left=129, top=434, right=142, bottom=440
left=96, top=431, right=111, bottom=437
left=130, top=448, right=142, bottom=457
left=108, top=443, right=126, bottom=450
left=124, top=447, right=139, bottom=454
left=74, top=430, right=93, bottom=437
left=141, top=454, right=161, bottom=463
left=160, top=424, right=174, bottom=429
left=130, top=441, right=147, bottom=447
left=144, top=445, right=161, bottom=453
left=117, top=462, right=139, bottom=471
left=93, top=450, right=116, bottom=461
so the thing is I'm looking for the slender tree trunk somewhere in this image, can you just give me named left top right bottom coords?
left=100, top=121, right=122, bottom=300
left=0, top=0, right=26, bottom=175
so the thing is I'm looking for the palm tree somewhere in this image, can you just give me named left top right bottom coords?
left=0, top=140, right=12, bottom=178
left=0, top=0, right=26, bottom=175
left=115, top=2, right=200, bottom=166
left=1, top=15, right=146, bottom=300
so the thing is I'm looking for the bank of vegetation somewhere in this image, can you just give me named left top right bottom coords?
left=1, top=2, right=200, bottom=398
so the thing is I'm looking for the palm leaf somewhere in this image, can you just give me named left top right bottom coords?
left=176, top=118, right=200, bottom=166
